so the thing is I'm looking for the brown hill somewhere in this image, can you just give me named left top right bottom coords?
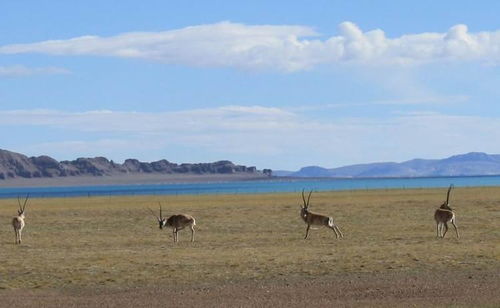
left=0, top=149, right=263, bottom=180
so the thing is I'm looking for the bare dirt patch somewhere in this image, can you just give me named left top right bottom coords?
left=1, top=270, right=498, bottom=307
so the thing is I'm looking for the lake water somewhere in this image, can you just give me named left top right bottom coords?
left=1, top=175, right=500, bottom=199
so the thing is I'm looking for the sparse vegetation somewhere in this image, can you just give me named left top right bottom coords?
left=0, top=187, right=499, bottom=306
left=0, top=187, right=498, bottom=290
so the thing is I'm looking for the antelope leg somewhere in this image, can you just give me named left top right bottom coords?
left=452, top=220, right=459, bottom=238
left=329, top=225, right=339, bottom=238
left=442, top=223, right=449, bottom=238
left=335, top=225, right=344, bottom=238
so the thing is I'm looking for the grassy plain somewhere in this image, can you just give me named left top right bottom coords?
left=0, top=187, right=499, bottom=306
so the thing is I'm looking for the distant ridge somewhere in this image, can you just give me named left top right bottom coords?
left=0, top=149, right=265, bottom=180
left=276, top=152, right=500, bottom=178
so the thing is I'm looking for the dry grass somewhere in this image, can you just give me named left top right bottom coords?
left=0, top=187, right=499, bottom=290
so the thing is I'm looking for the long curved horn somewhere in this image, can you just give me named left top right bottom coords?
left=446, top=184, right=454, bottom=205
left=159, top=202, right=163, bottom=220
left=306, top=190, right=313, bottom=207
left=17, top=195, right=22, bottom=211
left=22, top=194, right=30, bottom=212
left=301, top=189, right=307, bottom=208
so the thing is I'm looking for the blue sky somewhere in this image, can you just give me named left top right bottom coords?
left=1, top=1, right=500, bottom=170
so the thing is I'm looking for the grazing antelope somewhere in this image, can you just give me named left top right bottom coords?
left=300, top=190, right=343, bottom=239
left=148, top=203, right=196, bottom=243
left=12, top=194, right=30, bottom=244
left=434, top=185, right=459, bottom=238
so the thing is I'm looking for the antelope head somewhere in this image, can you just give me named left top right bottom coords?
left=17, top=194, right=29, bottom=217
left=300, top=189, right=313, bottom=218
left=148, top=203, right=167, bottom=229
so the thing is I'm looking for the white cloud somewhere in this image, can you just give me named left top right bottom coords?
left=290, top=95, right=470, bottom=112
left=1, top=22, right=500, bottom=71
left=0, top=65, right=70, bottom=77
left=2, top=106, right=500, bottom=168
left=0, top=106, right=295, bottom=133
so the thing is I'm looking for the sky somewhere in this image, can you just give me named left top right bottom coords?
left=1, top=1, right=500, bottom=170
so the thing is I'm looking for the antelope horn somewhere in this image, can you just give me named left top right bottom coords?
left=159, top=202, right=163, bottom=220
left=22, top=194, right=30, bottom=212
left=301, top=189, right=307, bottom=208
left=446, top=184, right=454, bottom=205
left=17, top=195, right=22, bottom=211
left=306, top=190, right=313, bottom=207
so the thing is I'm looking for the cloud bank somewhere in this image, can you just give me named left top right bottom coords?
left=0, top=65, right=70, bottom=77
left=1, top=106, right=500, bottom=168
left=1, top=22, right=499, bottom=71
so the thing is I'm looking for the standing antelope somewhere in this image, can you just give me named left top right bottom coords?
left=148, top=203, right=196, bottom=243
left=12, top=194, right=30, bottom=244
left=300, top=190, right=343, bottom=239
left=434, top=185, right=459, bottom=238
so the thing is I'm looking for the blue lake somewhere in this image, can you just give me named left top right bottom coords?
left=1, top=175, right=500, bottom=198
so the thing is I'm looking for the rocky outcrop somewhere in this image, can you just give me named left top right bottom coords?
left=0, top=149, right=262, bottom=180
left=0, top=150, right=39, bottom=179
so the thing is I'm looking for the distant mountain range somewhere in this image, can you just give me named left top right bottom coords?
left=275, top=152, right=500, bottom=178
left=0, top=149, right=263, bottom=180
left=3, top=149, right=499, bottom=180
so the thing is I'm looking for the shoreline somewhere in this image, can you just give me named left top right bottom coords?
left=1, top=175, right=500, bottom=199
left=0, top=173, right=270, bottom=188
left=3, top=173, right=500, bottom=189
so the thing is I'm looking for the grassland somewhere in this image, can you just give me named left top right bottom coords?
left=0, top=187, right=499, bottom=306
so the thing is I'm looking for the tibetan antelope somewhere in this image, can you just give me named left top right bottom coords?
left=12, top=194, right=30, bottom=244
left=300, top=190, right=343, bottom=239
left=148, top=203, right=196, bottom=243
left=434, top=185, right=459, bottom=238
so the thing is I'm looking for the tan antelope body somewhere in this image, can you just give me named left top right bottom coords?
left=149, top=204, right=196, bottom=242
left=12, top=195, right=29, bottom=244
left=300, top=190, right=343, bottom=239
left=434, top=185, right=459, bottom=238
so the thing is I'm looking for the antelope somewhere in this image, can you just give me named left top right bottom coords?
left=300, top=190, right=343, bottom=239
left=148, top=203, right=196, bottom=243
left=12, top=194, right=30, bottom=244
left=434, top=185, right=459, bottom=238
